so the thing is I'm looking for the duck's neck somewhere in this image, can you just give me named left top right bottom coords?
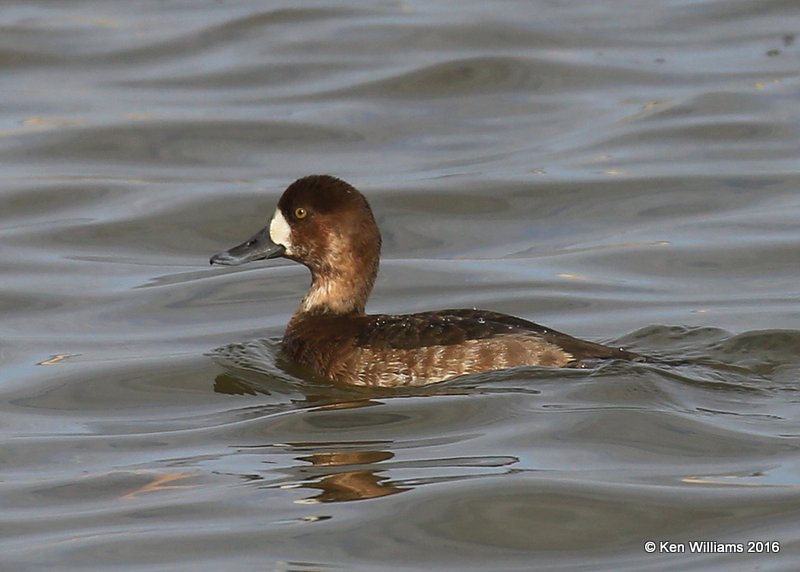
left=296, top=261, right=378, bottom=317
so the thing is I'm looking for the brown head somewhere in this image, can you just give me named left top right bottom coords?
left=211, top=175, right=381, bottom=316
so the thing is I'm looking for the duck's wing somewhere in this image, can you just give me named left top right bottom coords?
left=354, top=309, right=636, bottom=361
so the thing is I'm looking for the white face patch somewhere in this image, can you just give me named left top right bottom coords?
left=269, top=209, right=292, bottom=253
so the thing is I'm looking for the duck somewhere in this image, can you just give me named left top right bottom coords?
left=210, top=175, right=636, bottom=387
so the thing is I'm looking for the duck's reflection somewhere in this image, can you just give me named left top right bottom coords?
left=293, top=449, right=408, bottom=503
left=213, top=372, right=261, bottom=396
left=214, top=370, right=411, bottom=502
left=211, top=357, right=516, bottom=505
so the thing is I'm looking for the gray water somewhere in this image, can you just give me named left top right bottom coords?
left=2, top=1, right=800, bottom=570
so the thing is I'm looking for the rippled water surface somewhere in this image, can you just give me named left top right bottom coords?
left=3, top=1, right=800, bottom=570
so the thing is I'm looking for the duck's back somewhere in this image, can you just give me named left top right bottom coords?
left=283, top=309, right=635, bottom=387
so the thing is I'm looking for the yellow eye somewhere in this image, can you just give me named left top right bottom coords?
left=294, top=207, right=308, bottom=220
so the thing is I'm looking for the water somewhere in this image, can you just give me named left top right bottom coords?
left=2, top=1, right=800, bottom=570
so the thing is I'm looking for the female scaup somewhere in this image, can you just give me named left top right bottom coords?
left=211, top=175, right=636, bottom=386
